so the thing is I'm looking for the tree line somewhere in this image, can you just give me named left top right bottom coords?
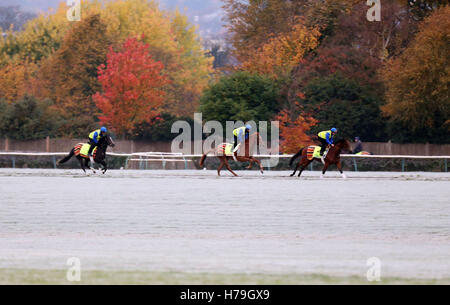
left=0, top=0, right=448, bottom=151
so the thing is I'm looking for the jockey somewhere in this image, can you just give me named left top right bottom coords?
left=87, top=126, right=107, bottom=161
left=318, top=128, right=337, bottom=159
left=233, top=124, right=252, bottom=153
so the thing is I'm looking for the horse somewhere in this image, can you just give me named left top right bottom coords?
left=289, top=139, right=351, bottom=179
left=199, top=132, right=264, bottom=176
left=57, top=134, right=115, bottom=174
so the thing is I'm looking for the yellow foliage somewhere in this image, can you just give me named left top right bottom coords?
left=0, top=0, right=212, bottom=117
left=242, top=19, right=321, bottom=79
left=0, top=61, right=37, bottom=102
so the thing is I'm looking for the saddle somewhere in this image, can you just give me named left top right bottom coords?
left=306, top=146, right=322, bottom=161
left=217, top=143, right=234, bottom=156
left=75, top=143, right=98, bottom=159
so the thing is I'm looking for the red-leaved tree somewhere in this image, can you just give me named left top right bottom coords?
left=93, top=37, right=168, bottom=136
left=276, top=110, right=317, bottom=154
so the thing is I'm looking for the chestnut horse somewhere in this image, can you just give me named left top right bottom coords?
left=199, top=132, right=264, bottom=176
left=289, top=139, right=351, bottom=179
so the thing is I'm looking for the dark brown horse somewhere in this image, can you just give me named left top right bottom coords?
left=289, top=139, right=351, bottom=179
left=57, top=135, right=115, bottom=174
left=199, top=132, right=264, bottom=176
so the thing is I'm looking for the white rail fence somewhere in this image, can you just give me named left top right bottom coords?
left=0, top=151, right=449, bottom=172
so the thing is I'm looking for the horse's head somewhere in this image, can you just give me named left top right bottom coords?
left=97, top=134, right=115, bottom=152
left=335, top=139, right=351, bottom=152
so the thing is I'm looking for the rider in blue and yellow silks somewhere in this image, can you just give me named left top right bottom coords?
left=87, top=126, right=107, bottom=159
left=233, top=124, right=252, bottom=153
left=318, top=128, right=337, bottom=158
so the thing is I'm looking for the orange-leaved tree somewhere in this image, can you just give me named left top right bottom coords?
left=242, top=18, right=320, bottom=79
left=93, top=37, right=169, bottom=137
left=276, top=110, right=317, bottom=154
left=381, top=6, right=450, bottom=132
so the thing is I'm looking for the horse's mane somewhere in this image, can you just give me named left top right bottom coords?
left=335, top=138, right=347, bottom=145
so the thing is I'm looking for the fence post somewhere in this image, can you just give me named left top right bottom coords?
left=445, top=159, right=448, bottom=173
left=182, top=155, right=187, bottom=170
left=52, top=156, right=56, bottom=169
left=139, top=155, right=143, bottom=170
left=401, top=158, right=405, bottom=172
left=353, top=158, right=358, bottom=172
left=46, top=136, right=50, bottom=152
left=12, top=156, right=15, bottom=168
left=161, top=153, right=166, bottom=170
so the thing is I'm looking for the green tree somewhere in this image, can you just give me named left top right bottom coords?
left=199, top=71, right=280, bottom=124
left=300, top=74, right=387, bottom=142
left=0, top=96, right=63, bottom=140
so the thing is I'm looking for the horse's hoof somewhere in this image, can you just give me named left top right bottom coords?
left=320, top=174, right=324, bottom=179
left=290, top=174, right=294, bottom=177
left=341, top=173, right=347, bottom=179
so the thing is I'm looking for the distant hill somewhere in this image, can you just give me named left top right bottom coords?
left=0, top=0, right=225, bottom=37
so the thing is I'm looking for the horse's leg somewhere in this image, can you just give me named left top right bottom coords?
left=337, top=160, right=346, bottom=179
left=217, top=158, right=225, bottom=176
left=224, top=158, right=238, bottom=177
left=85, top=158, right=96, bottom=174
left=249, top=157, right=263, bottom=174
left=298, top=159, right=311, bottom=177
left=290, top=160, right=300, bottom=177
left=246, top=159, right=253, bottom=169
left=320, top=162, right=329, bottom=179
left=99, top=160, right=107, bottom=174
left=77, top=157, right=86, bottom=173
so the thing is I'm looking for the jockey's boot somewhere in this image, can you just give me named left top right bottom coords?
left=89, top=154, right=95, bottom=165
left=320, top=154, right=325, bottom=164
left=233, top=143, right=240, bottom=153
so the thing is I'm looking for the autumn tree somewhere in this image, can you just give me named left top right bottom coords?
left=242, top=18, right=321, bottom=79
left=276, top=110, right=317, bottom=154
left=0, top=0, right=212, bottom=119
left=0, top=60, right=37, bottom=102
left=381, top=6, right=450, bottom=140
left=223, top=0, right=307, bottom=64
left=93, top=37, right=168, bottom=137
left=36, top=13, right=112, bottom=136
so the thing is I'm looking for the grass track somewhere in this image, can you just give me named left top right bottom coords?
left=1, top=269, right=448, bottom=285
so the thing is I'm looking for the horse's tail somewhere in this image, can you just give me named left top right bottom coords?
left=289, top=147, right=304, bottom=166
left=58, top=148, right=75, bottom=164
left=199, top=149, right=214, bottom=167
